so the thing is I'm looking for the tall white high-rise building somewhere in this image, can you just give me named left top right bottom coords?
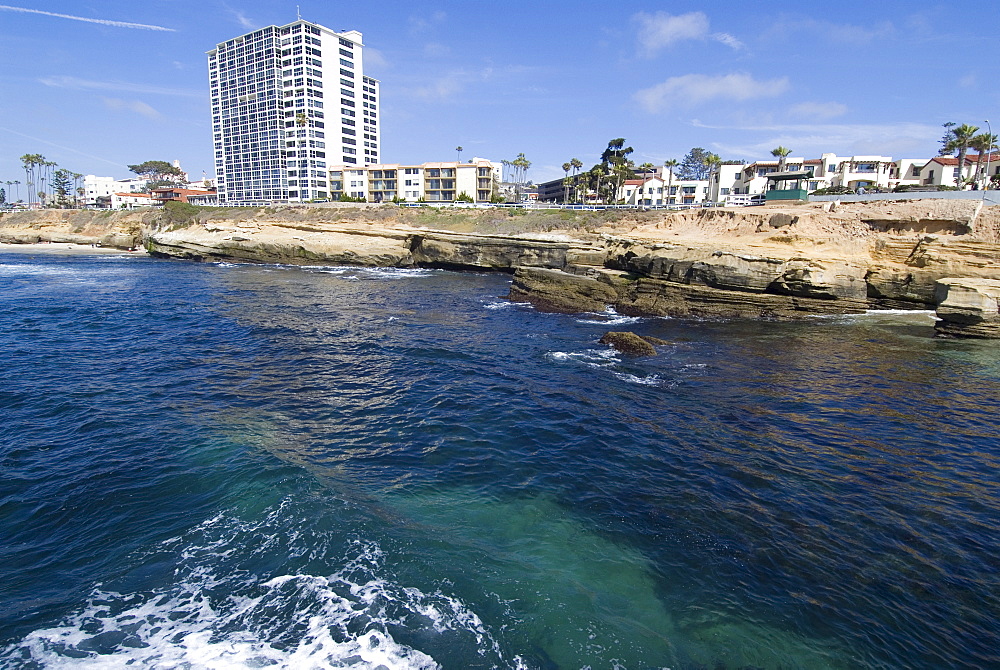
left=208, top=19, right=381, bottom=204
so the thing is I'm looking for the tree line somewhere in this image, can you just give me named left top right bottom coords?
left=551, top=140, right=750, bottom=205
left=3, top=154, right=85, bottom=209
left=939, top=123, right=998, bottom=189
left=2, top=157, right=187, bottom=209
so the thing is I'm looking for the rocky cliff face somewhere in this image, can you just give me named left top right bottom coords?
left=4, top=200, right=1000, bottom=335
left=934, top=278, right=1000, bottom=338
left=0, top=210, right=143, bottom=248
left=507, top=201, right=1000, bottom=327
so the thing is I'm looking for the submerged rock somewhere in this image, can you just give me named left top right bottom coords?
left=599, top=331, right=657, bottom=356
left=934, top=278, right=1000, bottom=338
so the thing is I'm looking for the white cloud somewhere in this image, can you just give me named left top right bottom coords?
left=789, top=101, right=848, bottom=120
left=0, top=4, right=173, bottom=31
left=102, top=98, right=162, bottom=120
left=958, top=73, right=977, bottom=88
left=634, top=11, right=743, bottom=56
left=403, top=66, right=500, bottom=101
left=232, top=11, right=255, bottom=29
left=767, top=17, right=893, bottom=44
left=409, top=10, right=447, bottom=34
left=635, top=73, right=789, bottom=113
left=39, top=76, right=202, bottom=98
left=711, top=32, right=743, bottom=49
left=364, top=48, right=389, bottom=71
left=695, top=121, right=940, bottom=159
left=634, top=11, right=709, bottom=54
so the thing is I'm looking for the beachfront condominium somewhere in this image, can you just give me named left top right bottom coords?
left=208, top=19, right=381, bottom=204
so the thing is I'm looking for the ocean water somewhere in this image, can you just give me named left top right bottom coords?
left=1, top=251, right=998, bottom=669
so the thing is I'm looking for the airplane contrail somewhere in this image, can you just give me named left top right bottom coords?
left=0, top=5, right=175, bottom=31
left=0, top=126, right=128, bottom=169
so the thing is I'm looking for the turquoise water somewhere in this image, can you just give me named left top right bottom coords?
left=1, top=251, right=998, bottom=669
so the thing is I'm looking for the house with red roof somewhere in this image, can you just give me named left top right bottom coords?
left=918, top=153, right=1000, bottom=189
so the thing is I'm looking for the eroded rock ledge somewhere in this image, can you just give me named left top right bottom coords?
left=935, top=278, right=1000, bottom=338
left=3, top=200, right=1000, bottom=335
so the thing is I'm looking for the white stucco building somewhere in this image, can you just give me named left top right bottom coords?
left=208, top=18, right=381, bottom=204
left=917, top=153, right=1000, bottom=188
left=110, top=192, right=157, bottom=209
left=620, top=175, right=709, bottom=206
left=325, top=159, right=500, bottom=202
left=83, top=175, right=149, bottom=207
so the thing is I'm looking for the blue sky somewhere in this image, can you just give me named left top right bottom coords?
left=1, top=0, right=997, bottom=188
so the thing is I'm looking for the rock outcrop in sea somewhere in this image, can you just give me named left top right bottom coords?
left=934, top=278, right=1000, bottom=338
left=3, top=199, right=1000, bottom=337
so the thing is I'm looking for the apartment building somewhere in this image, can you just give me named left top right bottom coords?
left=208, top=18, right=380, bottom=205
left=327, top=159, right=500, bottom=202
left=621, top=176, right=709, bottom=206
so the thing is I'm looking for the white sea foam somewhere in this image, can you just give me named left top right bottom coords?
left=547, top=349, right=621, bottom=368
left=575, top=307, right=643, bottom=325
left=813, top=309, right=937, bottom=322
left=613, top=372, right=662, bottom=386
left=482, top=298, right=531, bottom=311
left=0, top=507, right=504, bottom=669
left=299, top=265, right=437, bottom=280
left=482, top=300, right=513, bottom=310
left=865, top=309, right=936, bottom=316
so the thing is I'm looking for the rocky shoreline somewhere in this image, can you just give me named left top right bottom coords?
left=2, top=200, right=999, bottom=338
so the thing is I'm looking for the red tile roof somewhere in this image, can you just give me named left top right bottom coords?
left=927, top=152, right=1000, bottom=166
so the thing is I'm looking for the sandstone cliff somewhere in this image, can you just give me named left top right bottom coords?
left=3, top=199, right=1000, bottom=335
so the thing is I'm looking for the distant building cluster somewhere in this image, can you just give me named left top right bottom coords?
left=81, top=161, right=218, bottom=210
left=539, top=152, right=1000, bottom=207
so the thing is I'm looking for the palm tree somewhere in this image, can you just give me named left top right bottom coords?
left=562, top=162, right=572, bottom=203
left=570, top=157, right=583, bottom=202
left=40, top=160, right=57, bottom=206
left=20, top=154, right=45, bottom=208
left=663, top=159, right=678, bottom=204
left=456, top=146, right=463, bottom=163
left=943, top=124, right=979, bottom=188
left=703, top=153, right=722, bottom=198
left=511, top=153, right=530, bottom=202
left=589, top=164, right=606, bottom=203
left=970, top=133, right=998, bottom=188
left=71, top=172, right=84, bottom=208
left=770, top=146, right=792, bottom=172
